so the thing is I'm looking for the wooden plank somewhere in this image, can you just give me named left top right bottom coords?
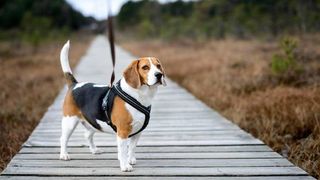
left=33, top=126, right=238, bottom=131
left=27, top=134, right=254, bottom=141
left=2, top=167, right=307, bottom=176
left=36, top=119, right=232, bottom=125
left=9, top=158, right=294, bottom=168
left=13, top=152, right=282, bottom=160
left=19, top=145, right=273, bottom=153
left=24, top=139, right=263, bottom=147
left=29, top=130, right=245, bottom=136
left=0, top=176, right=315, bottom=180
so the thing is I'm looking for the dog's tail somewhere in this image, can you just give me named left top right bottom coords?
left=60, top=40, right=78, bottom=88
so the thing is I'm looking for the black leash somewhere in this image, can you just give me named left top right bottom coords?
left=104, top=4, right=151, bottom=137
left=107, top=6, right=115, bottom=86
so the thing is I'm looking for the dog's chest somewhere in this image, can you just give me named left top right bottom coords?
left=125, top=103, right=145, bottom=133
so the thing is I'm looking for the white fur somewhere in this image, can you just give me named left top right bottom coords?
left=147, top=58, right=162, bottom=86
left=96, top=119, right=117, bottom=133
left=84, top=128, right=103, bottom=154
left=60, top=40, right=72, bottom=73
left=117, top=136, right=133, bottom=172
left=93, top=84, right=108, bottom=88
left=60, top=116, right=79, bottom=160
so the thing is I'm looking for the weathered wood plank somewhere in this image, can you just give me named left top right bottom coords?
left=2, top=167, right=307, bottom=176
left=24, top=139, right=263, bottom=147
left=32, top=128, right=244, bottom=137
left=13, top=152, right=282, bottom=160
left=0, top=176, right=314, bottom=180
left=19, top=145, right=273, bottom=153
left=9, top=158, right=294, bottom=168
left=27, top=134, right=254, bottom=141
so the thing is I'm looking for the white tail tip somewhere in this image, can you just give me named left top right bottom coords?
left=60, top=40, right=72, bottom=73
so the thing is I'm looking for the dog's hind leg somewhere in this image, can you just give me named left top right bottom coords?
left=60, top=116, right=79, bottom=160
left=84, top=128, right=103, bottom=154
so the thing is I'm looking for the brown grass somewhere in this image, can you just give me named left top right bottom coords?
left=120, top=35, right=320, bottom=178
left=0, top=33, right=93, bottom=171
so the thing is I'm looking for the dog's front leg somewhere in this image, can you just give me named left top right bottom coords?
left=128, top=133, right=141, bottom=165
left=117, top=136, right=132, bottom=172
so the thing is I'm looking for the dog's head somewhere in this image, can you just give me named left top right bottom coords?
left=123, top=57, right=166, bottom=89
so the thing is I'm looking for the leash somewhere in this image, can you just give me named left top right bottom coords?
left=103, top=3, right=151, bottom=137
left=107, top=3, right=115, bottom=87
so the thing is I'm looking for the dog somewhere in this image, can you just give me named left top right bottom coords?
left=59, top=41, right=166, bottom=172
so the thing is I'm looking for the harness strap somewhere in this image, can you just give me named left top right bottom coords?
left=102, top=88, right=117, bottom=132
left=113, top=81, right=151, bottom=115
left=113, top=81, right=151, bottom=137
left=102, top=81, right=151, bottom=137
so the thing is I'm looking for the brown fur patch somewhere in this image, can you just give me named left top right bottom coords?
left=136, top=58, right=150, bottom=85
left=63, top=90, right=81, bottom=117
left=111, top=96, right=132, bottom=139
left=123, top=60, right=141, bottom=89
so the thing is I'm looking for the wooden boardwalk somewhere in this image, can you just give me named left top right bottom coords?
left=1, top=36, right=314, bottom=179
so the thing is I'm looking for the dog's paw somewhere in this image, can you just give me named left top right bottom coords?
left=129, top=157, right=136, bottom=165
left=91, top=148, right=104, bottom=154
left=59, top=153, right=70, bottom=161
left=121, top=164, right=133, bottom=172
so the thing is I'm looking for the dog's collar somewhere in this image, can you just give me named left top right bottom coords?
left=102, top=80, right=151, bottom=137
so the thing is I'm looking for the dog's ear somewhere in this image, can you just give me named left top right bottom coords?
left=156, top=59, right=167, bottom=86
left=123, top=60, right=141, bottom=89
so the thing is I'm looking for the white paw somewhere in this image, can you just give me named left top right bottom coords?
left=91, top=148, right=104, bottom=154
left=59, top=153, right=70, bottom=161
left=129, top=157, right=136, bottom=165
left=121, top=164, right=133, bottom=172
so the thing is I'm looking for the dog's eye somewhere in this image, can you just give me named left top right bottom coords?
left=142, top=65, right=149, bottom=70
left=156, top=64, right=161, bottom=69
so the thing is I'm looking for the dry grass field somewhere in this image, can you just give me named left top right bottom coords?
left=121, top=35, right=320, bottom=178
left=0, top=34, right=92, bottom=171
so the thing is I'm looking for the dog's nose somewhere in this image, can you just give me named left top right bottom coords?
left=155, top=72, right=162, bottom=80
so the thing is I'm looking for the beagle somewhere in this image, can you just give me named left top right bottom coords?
left=59, top=41, right=166, bottom=172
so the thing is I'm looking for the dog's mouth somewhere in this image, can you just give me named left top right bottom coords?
left=156, top=77, right=166, bottom=86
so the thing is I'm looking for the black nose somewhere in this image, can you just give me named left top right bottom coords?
left=155, top=72, right=162, bottom=80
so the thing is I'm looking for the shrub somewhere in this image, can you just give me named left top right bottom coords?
left=271, top=37, right=302, bottom=79
left=20, top=12, right=52, bottom=49
left=138, top=19, right=156, bottom=37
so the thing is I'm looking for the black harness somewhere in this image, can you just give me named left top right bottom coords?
left=72, top=81, right=151, bottom=138
left=102, top=80, right=151, bottom=137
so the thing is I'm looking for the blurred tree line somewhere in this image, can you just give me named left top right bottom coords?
left=116, top=0, right=320, bottom=39
left=0, top=0, right=95, bottom=45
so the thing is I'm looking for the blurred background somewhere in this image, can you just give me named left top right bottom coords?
left=1, top=0, right=320, bottom=178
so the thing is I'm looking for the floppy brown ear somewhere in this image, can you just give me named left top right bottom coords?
left=157, top=59, right=167, bottom=86
left=123, top=60, right=141, bottom=89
